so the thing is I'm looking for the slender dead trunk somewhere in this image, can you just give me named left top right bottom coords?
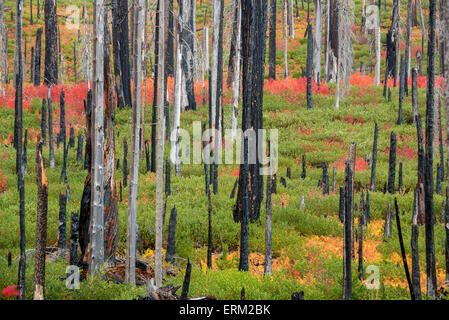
left=264, top=141, right=272, bottom=276
left=313, top=0, right=322, bottom=84
left=155, top=0, right=166, bottom=288
left=44, top=0, right=58, bottom=85
left=343, top=159, right=353, bottom=300
left=370, top=122, right=378, bottom=191
left=424, top=0, right=437, bottom=299
left=411, top=187, right=422, bottom=299
left=89, top=0, right=105, bottom=276
left=126, top=0, right=144, bottom=285
left=231, top=0, right=241, bottom=141
left=268, top=0, right=276, bottom=80
left=34, top=136, right=47, bottom=300
left=283, top=0, right=288, bottom=78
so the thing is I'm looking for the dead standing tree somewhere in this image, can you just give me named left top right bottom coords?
left=88, top=0, right=105, bottom=276
left=424, top=0, right=437, bottom=299
left=126, top=0, right=144, bottom=285
left=268, top=0, right=276, bottom=80
left=44, top=0, right=58, bottom=85
left=34, top=136, right=48, bottom=300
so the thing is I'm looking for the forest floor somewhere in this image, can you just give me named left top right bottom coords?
left=1, top=0, right=448, bottom=300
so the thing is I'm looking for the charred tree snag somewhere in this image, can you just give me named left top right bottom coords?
left=34, top=136, right=48, bottom=300
left=114, top=0, right=132, bottom=107
left=388, top=132, right=397, bottom=194
left=76, top=134, right=83, bottom=163
left=165, top=158, right=171, bottom=196
left=264, top=153, right=273, bottom=276
left=416, top=114, right=425, bottom=182
left=69, top=127, right=75, bottom=149
left=34, top=27, right=42, bottom=86
left=348, top=143, right=356, bottom=259
left=365, top=191, right=370, bottom=226
left=322, top=162, right=329, bottom=195
left=370, top=122, right=378, bottom=191
left=339, top=186, right=344, bottom=223
left=165, top=206, right=177, bottom=264
left=234, top=0, right=268, bottom=226
left=394, top=198, right=415, bottom=300
left=424, top=0, right=437, bottom=299
left=145, top=140, right=150, bottom=173
left=268, top=0, right=276, bottom=80
left=343, top=159, right=353, bottom=300
left=412, top=187, right=422, bottom=299
left=358, top=192, right=364, bottom=281
left=150, top=0, right=160, bottom=174
left=57, top=90, right=66, bottom=148
left=58, top=190, right=67, bottom=259
left=14, top=0, right=26, bottom=299
left=398, top=161, right=403, bottom=194
left=44, top=0, right=57, bottom=85
left=182, top=0, right=197, bottom=111
left=412, top=68, right=418, bottom=123
left=83, top=91, right=92, bottom=171
left=48, top=88, right=55, bottom=168
left=123, top=138, right=128, bottom=187
left=384, top=203, right=392, bottom=238
left=436, top=163, right=442, bottom=195
left=180, top=258, right=192, bottom=300
left=41, top=99, right=46, bottom=146
left=59, top=91, right=68, bottom=184
left=306, top=21, right=313, bottom=110
left=397, top=55, right=405, bottom=125
left=301, top=154, right=306, bottom=179
left=103, top=16, right=119, bottom=266
left=69, top=212, right=79, bottom=266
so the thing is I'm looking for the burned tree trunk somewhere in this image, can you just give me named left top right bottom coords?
left=424, top=0, right=437, bottom=299
left=268, top=0, right=276, bottom=80
left=34, top=27, right=42, bottom=86
left=412, top=68, right=419, bottom=123
left=103, top=14, right=118, bottom=266
left=76, top=134, right=83, bottom=163
left=343, top=159, right=353, bottom=300
left=165, top=206, right=177, bottom=264
left=306, top=21, right=313, bottom=110
left=397, top=55, right=405, bottom=125
left=44, top=0, right=58, bottom=85
left=48, top=88, right=55, bottom=168
left=59, top=91, right=68, bottom=184
left=370, top=122, right=378, bottom=191
left=313, top=0, right=322, bottom=84
left=411, top=187, right=422, bottom=299
left=234, top=0, right=268, bottom=226
left=264, top=141, right=273, bottom=276
left=388, top=132, right=397, bottom=194
left=58, top=190, right=68, bottom=259
left=394, top=198, right=415, bottom=300
left=41, top=99, right=47, bottom=146
left=34, top=136, right=48, bottom=300
left=358, top=192, right=364, bottom=280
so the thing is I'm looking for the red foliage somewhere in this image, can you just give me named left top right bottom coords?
left=383, top=144, right=417, bottom=160
left=0, top=169, right=8, bottom=194
left=334, top=155, right=368, bottom=172
left=1, top=285, right=19, bottom=299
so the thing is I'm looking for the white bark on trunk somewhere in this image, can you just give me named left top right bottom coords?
left=89, top=0, right=105, bottom=276
left=314, top=0, right=322, bottom=83
left=13, top=0, right=24, bottom=87
left=289, top=0, right=295, bottom=39
left=406, top=0, right=412, bottom=76
left=283, top=0, right=288, bottom=78
left=231, top=0, right=241, bottom=142
left=211, top=0, right=221, bottom=129
left=375, top=6, right=381, bottom=86
left=155, top=0, right=166, bottom=289
left=126, top=0, right=144, bottom=285
left=172, top=13, right=182, bottom=177
left=324, top=0, right=330, bottom=82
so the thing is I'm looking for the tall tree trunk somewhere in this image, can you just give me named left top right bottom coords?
left=44, top=0, right=58, bottom=85
left=313, top=0, right=322, bottom=83
left=172, top=11, right=182, bottom=176
left=103, top=11, right=119, bottom=266
left=126, top=0, right=144, bottom=285
left=375, top=2, right=381, bottom=86
left=34, top=28, right=42, bottom=86
left=117, top=0, right=132, bottom=107
left=283, top=0, right=288, bottom=78
left=155, top=0, right=166, bottom=288
left=151, top=0, right=161, bottom=173
left=34, top=136, right=47, bottom=300
left=15, top=0, right=26, bottom=300
left=181, top=0, right=197, bottom=111
left=231, top=0, right=241, bottom=141
left=268, top=0, right=276, bottom=80
left=111, top=0, right=126, bottom=108
left=0, top=0, right=4, bottom=96
left=424, top=0, right=437, bottom=299
left=89, top=0, right=105, bottom=276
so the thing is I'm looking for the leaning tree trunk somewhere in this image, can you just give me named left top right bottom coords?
left=34, top=136, right=48, bottom=300
left=126, top=0, right=144, bottom=285
left=424, top=0, right=437, bottom=299
left=44, top=0, right=58, bottom=85
left=88, top=0, right=105, bottom=276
